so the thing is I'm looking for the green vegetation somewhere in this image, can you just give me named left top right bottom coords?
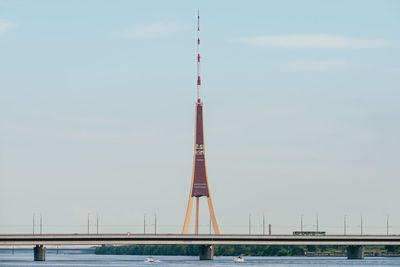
left=386, top=245, right=400, bottom=253
left=95, top=244, right=383, bottom=256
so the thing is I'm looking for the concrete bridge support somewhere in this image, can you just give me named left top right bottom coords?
left=347, top=245, right=364, bottom=259
left=34, top=245, right=46, bottom=261
left=199, top=244, right=214, bottom=260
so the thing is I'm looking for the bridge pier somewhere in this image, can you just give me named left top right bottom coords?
left=34, top=245, right=46, bottom=261
left=347, top=245, right=364, bottom=259
left=199, top=244, right=214, bottom=260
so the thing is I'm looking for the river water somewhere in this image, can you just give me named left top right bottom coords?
left=1, top=252, right=400, bottom=266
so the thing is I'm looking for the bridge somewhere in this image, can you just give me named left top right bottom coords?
left=2, top=234, right=400, bottom=261
left=2, top=234, right=400, bottom=246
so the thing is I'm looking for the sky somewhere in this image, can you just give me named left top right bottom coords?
left=0, top=0, right=399, bottom=235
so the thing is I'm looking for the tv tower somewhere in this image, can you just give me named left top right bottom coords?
left=182, top=10, right=221, bottom=235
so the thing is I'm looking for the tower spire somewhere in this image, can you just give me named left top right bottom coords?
left=197, top=9, right=201, bottom=102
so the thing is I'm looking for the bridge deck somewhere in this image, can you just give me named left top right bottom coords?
left=1, top=234, right=400, bottom=246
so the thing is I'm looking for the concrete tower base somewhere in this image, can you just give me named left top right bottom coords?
left=347, top=245, right=364, bottom=259
left=199, top=245, right=214, bottom=260
left=34, top=245, right=46, bottom=261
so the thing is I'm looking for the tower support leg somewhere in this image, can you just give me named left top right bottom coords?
left=199, top=245, right=214, bottom=260
left=207, top=196, right=221, bottom=234
left=182, top=196, right=194, bottom=234
left=347, top=245, right=364, bottom=259
left=195, top=197, right=199, bottom=234
left=34, top=245, right=46, bottom=261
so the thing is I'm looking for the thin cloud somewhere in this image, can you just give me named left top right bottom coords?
left=0, top=19, right=17, bottom=35
left=239, top=34, right=399, bottom=49
left=283, top=60, right=351, bottom=71
left=116, top=22, right=181, bottom=38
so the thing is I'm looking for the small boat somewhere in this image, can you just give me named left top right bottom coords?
left=233, top=255, right=244, bottom=262
left=145, top=257, right=161, bottom=263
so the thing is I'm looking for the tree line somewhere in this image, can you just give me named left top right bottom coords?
left=95, top=244, right=356, bottom=256
left=95, top=244, right=400, bottom=256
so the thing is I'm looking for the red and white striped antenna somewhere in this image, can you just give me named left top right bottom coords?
left=197, top=9, right=201, bottom=103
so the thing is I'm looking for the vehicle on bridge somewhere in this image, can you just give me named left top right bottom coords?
left=293, top=231, right=326, bottom=236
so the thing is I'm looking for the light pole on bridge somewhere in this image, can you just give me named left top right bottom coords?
left=360, top=215, right=363, bottom=235
left=144, top=214, right=146, bottom=234
left=300, top=215, right=303, bottom=232
left=40, top=213, right=42, bottom=235
left=263, top=214, right=266, bottom=235
left=209, top=216, right=211, bottom=234
left=387, top=215, right=389, bottom=236
left=248, top=214, right=251, bottom=235
left=154, top=214, right=157, bottom=235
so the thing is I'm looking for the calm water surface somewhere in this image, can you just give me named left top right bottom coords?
left=1, top=252, right=400, bottom=266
